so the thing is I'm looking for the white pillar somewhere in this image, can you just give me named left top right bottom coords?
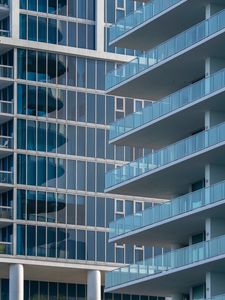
left=96, top=0, right=105, bottom=52
left=9, top=264, right=24, bottom=300
left=87, top=270, right=101, bottom=300
left=10, top=0, right=19, bottom=38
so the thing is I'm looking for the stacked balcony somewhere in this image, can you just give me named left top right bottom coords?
left=105, top=1, right=225, bottom=299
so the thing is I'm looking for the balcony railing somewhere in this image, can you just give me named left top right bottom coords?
left=0, top=135, right=13, bottom=149
left=0, top=65, right=13, bottom=79
left=109, top=68, right=225, bottom=141
left=109, top=180, right=225, bottom=239
left=0, top=100, right=13, bottom=114
left=105, top=121, right=225, bottom=189
left=106, top=8, right=225, bottom=90
left=0, top=0, right=8, bottom=6
left=105, top=234, right=225, bottom=288
left=109, top=0, right=182, bottom=43
left=0, top=205, right=12, bottom=219
left=0, top=170, right=13, bottom=184
left=0, top=241, right=12, bottom=255
left=0, top=29, right=10, bottom=37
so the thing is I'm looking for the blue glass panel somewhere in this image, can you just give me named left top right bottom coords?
left=17, top=84, right=26, bottom=114
left=48, top=18, right=57, bottom=44
left=38, top=0, right=47, bottom=12
left=28, top=15, right=37, bottom=41
left=17, top=154, right=26, bottom=185
left=38, top=17, right=47, bottom=42
left=28, top=0, right=37, bottom=11
left=48, top=0, right=57, bottom=14
left=17, top=224, right=25, bottom=255
left=20, top=0, right=27, bottom=9
left=19, top=14, right=27, bottom=39
left=17, top=49, right=26, bottom=80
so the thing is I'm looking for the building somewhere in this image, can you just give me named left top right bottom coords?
left=104, top=0, right=225, bottom=299
left=0, top=0, right=165, bottom=299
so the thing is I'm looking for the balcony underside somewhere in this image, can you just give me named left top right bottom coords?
left=107, top=29, right=225, bottom=99
left=112, top=88, right=225, bottom=149
left=109, top=199, right=225, bottom=246
left=0, top=5, right=9, bottom=22
left=110, top=0, right=208, bottom=50
left=105, top=255, right=225, bottom=296
left=0, top=114, right=13, bottom=126
left=105, top=142, right=225, bottom=198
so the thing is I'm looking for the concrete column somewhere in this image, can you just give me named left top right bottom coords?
left=96, top=0, right=105, bottom=52
left=9, top=264, right=24, bottom=300
left=205, top=4, right=225, bottom=19
left=205, top=164, right=225, bottom=187
left=87, top=270, right=101, bottom=300
left=205, top=218, right=225, bottom=241
left=206, top=272, right=225, bottom=298
left=10, top=0, right=19, bottom=38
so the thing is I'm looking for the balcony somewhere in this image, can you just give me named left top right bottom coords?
left=109, top=0, right=207, bottom=50
left=109, top=180, right=225, bottom=246
left=105, top=235, right=225, bottom=295
left=106, top=8, right=225, bottom=99
left=109, top=68, right=225, bottom=147
left=105, top=122, right=225, bottom=198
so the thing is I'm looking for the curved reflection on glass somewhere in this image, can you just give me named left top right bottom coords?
left=27, top=85, right=63, bottom=115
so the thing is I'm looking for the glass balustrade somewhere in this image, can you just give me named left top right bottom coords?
left=0, top=136, right=13, bottom=149
left=109, top=0, right=182, bottom=43
left=109, top=180, right=225, bottom=239
left=106, top=8, right=225, bottom=90
left=105, top=234, right=225, bottom=288
left=0, top=100, right=13, bottom=114
left=0, top=0, right=8, bottom=5
left=0, top=65, right=13, bottom=79
left=105, top=122, right=225, bottom=189
left=109, top=68, right=225, bottom=141
left=0, top=170, right=13, bottom=184
left=0, top=241, right=12, bottom=255
left=0, top=206, right=12, bottom=219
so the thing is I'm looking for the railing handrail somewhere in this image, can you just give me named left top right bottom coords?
left=0, top=170, right=12, bottom=174
left=0, top=205, right=12, bottom=209
left=0, top=99, right=13, bottom=104
left=0, top=64, right=13, bottom=69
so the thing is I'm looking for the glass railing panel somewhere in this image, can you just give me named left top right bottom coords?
left=0, top=241, right=12, bottom=255
left=0, top=0, right=8, bottom=6
left=0, top=206, right=12, bottom=219
left=0, top=170, right=13, bottom=184
left=109, top=0, right=182, bottom=43
left=0, top=65, right=13, bottom=79
left=106, top=235, right=225, bottom=288
left=0, top=100, right=13, bottom=114
left=0, top=136, right=13, bottom=149
left=108, top=180, right=225, bottom=239
left=106, top=9, right=225, bottom=91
